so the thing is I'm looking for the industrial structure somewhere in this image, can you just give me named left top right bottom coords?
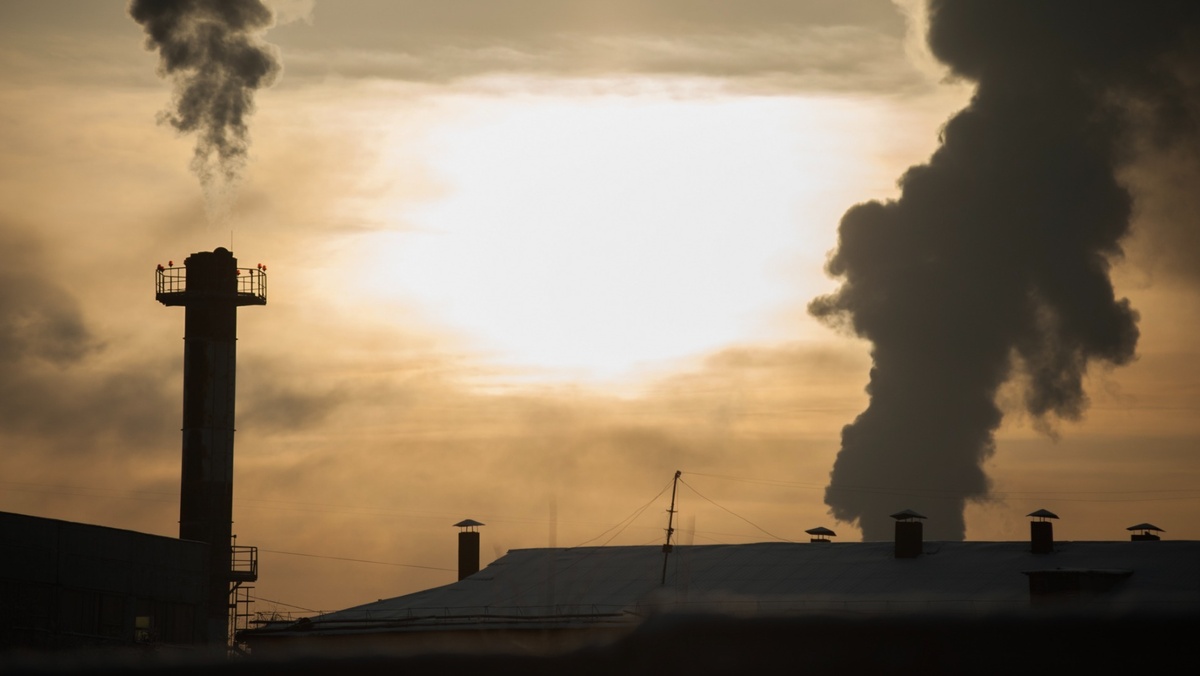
left=243, top=511, right=1200, bottom=660
left=156, top=248, right=266, bottom=645
left=4, top=249, right=1198, bottom=673
left=454, top=520, right=485, bottom=581
left=0, top=512, right=210, bottom=650
left=1, top=249, right=267, bottom=656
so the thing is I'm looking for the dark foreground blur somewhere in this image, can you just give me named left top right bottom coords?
left=1, top=613, right=1188, bottom=675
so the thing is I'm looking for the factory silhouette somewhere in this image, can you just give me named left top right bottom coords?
left=2, top=249, right=1197, bottom=674
left=5, top=0, right=1199, bottom=671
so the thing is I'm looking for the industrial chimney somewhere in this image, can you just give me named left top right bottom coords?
left=1028, top=509, right=1058, bottom=554
left=156, top=248, right=265, bottom=644
left=454, top=519, right=484, bottom=580
left=891, top=509, right=925, bottom=558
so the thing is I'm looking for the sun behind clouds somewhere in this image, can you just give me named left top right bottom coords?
left=355, top=89, right=896, bottom=383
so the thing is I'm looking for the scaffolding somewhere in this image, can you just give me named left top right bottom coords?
left=229, top=543, right=258, bottom=652
left=230, top=584, right=256, bottom=653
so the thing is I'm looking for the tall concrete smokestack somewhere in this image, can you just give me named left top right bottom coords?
left=157, top=248, right=265, bottom=644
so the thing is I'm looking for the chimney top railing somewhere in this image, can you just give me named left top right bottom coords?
left=156, top=266, right=267, bottom=306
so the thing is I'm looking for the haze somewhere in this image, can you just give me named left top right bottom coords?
left=1, top=0, right=1198, bottom=615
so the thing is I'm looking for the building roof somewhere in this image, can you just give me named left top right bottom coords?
left=249, top=539, right=1200, bottom=639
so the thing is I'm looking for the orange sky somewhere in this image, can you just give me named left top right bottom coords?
left=1, top=0, right=1198, bottom=615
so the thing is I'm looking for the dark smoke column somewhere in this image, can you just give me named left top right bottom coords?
left=157, top=249, right=265, bottom=643
left=810, top=0, right=1200, bottom=541
left=130, top=0, right=280, bottom=195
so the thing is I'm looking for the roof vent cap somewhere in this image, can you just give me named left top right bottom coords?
left=1127, top=523, right=1163, bottom=541
left=805, top=526, right=836, bottom=543
left=890, top=509, right=927, bottom=521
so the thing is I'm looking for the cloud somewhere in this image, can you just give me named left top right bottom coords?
left=265, top=0, right=922, bottom=94
left=0, top=225, right=96, bottom=367
left=266, top=0, right=315, bottom=26
left=0, top=221, right=175, bottom=455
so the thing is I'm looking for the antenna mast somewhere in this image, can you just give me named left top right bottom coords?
left=660, top=470, right=681, bottom=585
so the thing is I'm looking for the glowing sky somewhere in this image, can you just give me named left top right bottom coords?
left=1, top=0, right=1198, bottom=615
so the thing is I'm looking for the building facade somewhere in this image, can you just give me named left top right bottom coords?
left=1, top=511, right=209, bottom=651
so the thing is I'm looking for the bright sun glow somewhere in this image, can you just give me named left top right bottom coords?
left=356, top=89, right=895, bottom=382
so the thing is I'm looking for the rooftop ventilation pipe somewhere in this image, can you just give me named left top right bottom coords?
left=891, top=509, right=925, bottom=558
left=1127, top=523, right=1163, bottom=541
left=454, top=519, right=484, bottom=580
left=1028, top=509, right=1058, bottom=554
left=805, top=526, right=836, bottom=543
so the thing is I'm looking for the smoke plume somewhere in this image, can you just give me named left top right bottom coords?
left=130, top=0, right=281, bottom=219
left=811, top=0, right=1200, bottom=540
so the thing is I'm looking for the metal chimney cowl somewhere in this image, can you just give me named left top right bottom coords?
left=454, top=519, right=484, bottom=581
left=1028, top=509, right=1058, bottom=554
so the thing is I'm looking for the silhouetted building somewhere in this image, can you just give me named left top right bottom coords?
left=243, top=536, right=1200, bottom=656
left=0, top=512, right=209, bottom=651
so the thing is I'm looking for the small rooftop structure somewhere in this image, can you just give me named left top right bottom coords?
left=891, top=509, right=926, bottom=558
left=454, top=519, right=485, bottom=581
left=1128, top=523, right=1164, bottom=542
left=805, top=526, right=836, bottom=543
left=1028, top=509, right=1059, bottom=554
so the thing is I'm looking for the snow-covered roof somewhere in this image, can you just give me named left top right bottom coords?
left=250, top=540, right=1200, bottom=638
